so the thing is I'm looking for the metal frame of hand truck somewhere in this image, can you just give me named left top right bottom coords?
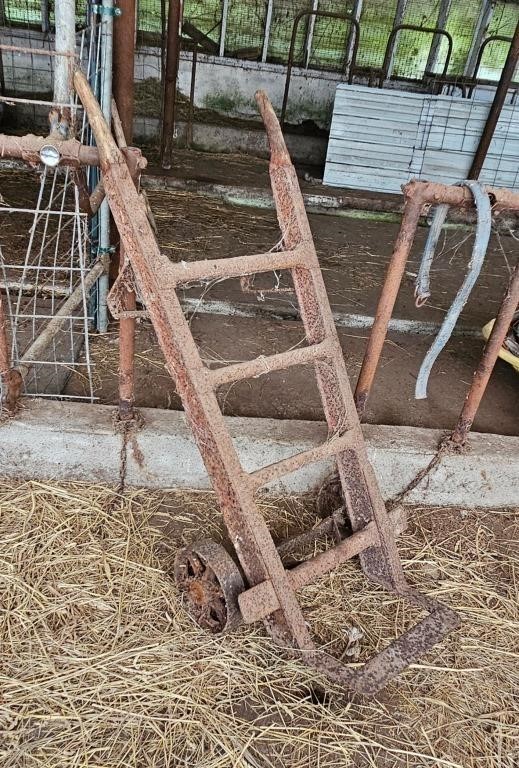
left=74, top=68, right=459, bottom=697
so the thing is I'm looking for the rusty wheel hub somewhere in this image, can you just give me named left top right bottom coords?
left=174, top=539, right=244, bottom=633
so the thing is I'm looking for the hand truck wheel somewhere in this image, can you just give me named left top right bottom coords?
left=174, top=539, right=244, bottom=633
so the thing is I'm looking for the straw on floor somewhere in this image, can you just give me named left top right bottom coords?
left=1, top=481, right=517, bottom=767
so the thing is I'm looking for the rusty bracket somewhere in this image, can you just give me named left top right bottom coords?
left=75, top=68, right=460, bottom=697
left=354, top=180, right=519, bottom=444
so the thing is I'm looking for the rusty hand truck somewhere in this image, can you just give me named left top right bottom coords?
left=74, top=69, right=459, bottom=697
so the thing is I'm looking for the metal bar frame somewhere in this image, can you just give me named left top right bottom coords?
left=464, top=0, right=494, bottom=77
left=469, top=20, right=519, bottom=179
left=303, top=0, right=319, bottom=70
left=261, top=0, right=274, bottom=64
left=385, top=0, right=408, bottom=80
left=379, top=24, right=453, bottom=88
left=219, top=0, right=230, bottom=58
left=160, top=0, right=182, bottom=169
left=354, top=179, right=519, bottom=444
left=425, top=0, right=452, bottom=75
left=468, top=35, right=515, bottom=98
left=75, top=68, right=459, bottom=696
left=281, top=10, right=360, bottom=129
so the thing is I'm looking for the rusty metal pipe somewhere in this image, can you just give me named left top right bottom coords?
left=354, top=196, right=422, bottom=416
left=239, top=505, right=407, bottom=624
left=0, top=134, right=100, bottom=167
left=354, top=178, right=519, bottom=416
left=112, top=0, right=136, bottom=145
left=451, top=260, right=519, bottom=444
left=160, top=0, right=182, bottom=169
left=117, top=149, right=141, bottom=421
left=0, top=291, right=22, bottom=413
left=469, top=19, right=519, bottom=179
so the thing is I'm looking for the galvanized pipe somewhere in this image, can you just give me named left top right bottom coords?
left=469, top=19, right=519, bottom=180
left=160, top=0, right=182, bottom=169
left=53, top=0, right=76, bottom=135
left=379, top=24, right=453, bottom=88
left=451, top=260, right=519, bottom=444
left=468, top=35, right=513, bottom=98
left=97, top=0, right=115, bottom=334
left=186, top=45, right=198, bottom=149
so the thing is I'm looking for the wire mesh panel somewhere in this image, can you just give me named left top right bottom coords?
left=482, top=1, right=519, bottom=80
left=224, top=0, right=265, bottom=59
left=0, top=167, right=95, bottom=403
left=183, top=0, right=222, bottom=51
left=267, top=0, right=313, bottom=65
left=354, top=0, right=396, bottom=70
left=133, top=0, right=519, bottom=81
left=307, top=0, right=355, bottom=71
left=0, top=14, right=103, bottom=407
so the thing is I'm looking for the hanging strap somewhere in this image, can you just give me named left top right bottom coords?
left=415, top=180, right=492, bottom=400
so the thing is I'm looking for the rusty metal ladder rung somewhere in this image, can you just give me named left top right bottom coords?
left=209, top=338, right=335, bottom=387
left=249, top=430, right=356, bottom=490
left=167, top=246, right=308, bottom=285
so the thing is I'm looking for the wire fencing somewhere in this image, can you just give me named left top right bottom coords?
left=133, top=0, right=519, bottom=84
left=0, top=0, right=517, bottom=87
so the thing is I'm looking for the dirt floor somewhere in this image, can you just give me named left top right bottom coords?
left=60, top=185, right=519, bottom=435
left=0, top=160, right=517, bottom=433
left=1, top=479, right=517, bottom=767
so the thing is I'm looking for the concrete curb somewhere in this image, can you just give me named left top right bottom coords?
left=142, top=174, right=500, bottom=228
left=1, top=399, right=517, bottom=508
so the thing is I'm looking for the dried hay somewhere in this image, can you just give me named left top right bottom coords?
left=1, top=481, right=517, bottom=767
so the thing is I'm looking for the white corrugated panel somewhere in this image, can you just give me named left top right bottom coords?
left=323, top=85, right=426, bottom=194
left=324, top=84, right=519, bottom=193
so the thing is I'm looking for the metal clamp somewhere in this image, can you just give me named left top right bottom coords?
left=92, top=4, right=122, bottom=16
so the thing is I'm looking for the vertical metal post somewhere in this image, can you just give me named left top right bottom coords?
left=219, top=0, right=230, bottom=57
left=97, top=0, right=115, bottom=333
left=113, top=0, right=137, bottom=418
left=161, top=0, right=167, bottom=78
left=451, top=261, right=519, bottom=444
left=468, top=18, right=519, bottom=180
left=304, top=0, right=319, bottom=69
left=53, top=0, right=76, bottom=135
left=386, top=0, right=408, bottom=80
left=187, top=44, right=197, bottom=147
left=464, top=0, right=494, bottom=77
left=0, top=292, right=22, bottom=414
left=344, top=0, right=362, bottom=78
left=41, top=0, right=50, bottom=34
left=354, top=196, right=423, bottom=416
left=261, top=0, right=274, bottom=63
left=113, top=0, right=136, bottom=144
left=425, top=0, right=452, bottom=74
left=160, top=0, right=182, bottom=169
left=117, top=147, right=141, bottom=421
